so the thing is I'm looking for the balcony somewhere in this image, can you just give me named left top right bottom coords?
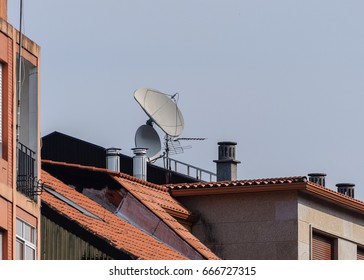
left=16, top=142, right=38, bottom=202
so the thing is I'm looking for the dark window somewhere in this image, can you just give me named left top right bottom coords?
left=357, top=246, right=364, bottom=260
left=312, top=232, right=335, bottom=260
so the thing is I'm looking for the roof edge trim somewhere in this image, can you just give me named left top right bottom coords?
left=170, top=182, right=307, bottom=197
left=305, top=182, right=364, bottom=213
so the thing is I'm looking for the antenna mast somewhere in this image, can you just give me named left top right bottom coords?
left=16, top=0, right=24, bottom=177
left=16, top=0, right=24, bottom=144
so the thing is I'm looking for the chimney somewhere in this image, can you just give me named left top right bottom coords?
left=132, top=148, right=148, bottom=181
left=336, top=183, right=355, bottom=198
left=213, top=141, right=241, bottom=181
left=105, top=148, right=121, bottom=172
left=0, top=0, right=7, bottom=21
left=308, top=173, right=327, bottom=187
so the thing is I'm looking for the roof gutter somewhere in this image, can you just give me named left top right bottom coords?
left=305, top=182, right=364, bottom=214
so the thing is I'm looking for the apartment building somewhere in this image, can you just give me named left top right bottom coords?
left=0, top=0, right=41, bottom=260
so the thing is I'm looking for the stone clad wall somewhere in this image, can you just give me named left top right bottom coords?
left=298, top=195, right=364, bottom=260
left=179, top=191, right=299, bottom=260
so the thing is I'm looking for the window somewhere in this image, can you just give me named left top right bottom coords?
left=358, top=246, right=364, bottom=260
left=312, top=231, right=335, bottom=260
left=16, top=218, right=36, bottom=260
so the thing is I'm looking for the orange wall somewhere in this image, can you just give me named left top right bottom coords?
left=0, top=197, right=12, bottom=259
left=0, top=0, right=7, bottom=21
left=0, top=31, right=12, bottom=180
left=1, top=18, right=40, bottom=259
left=0, top=28, right=13, bottom=260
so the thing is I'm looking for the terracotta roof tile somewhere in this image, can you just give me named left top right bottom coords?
left=41, top=170, right=188, bottom=260
left=112, top=176, right=220, bottom=260
left=167, top=176, right=364, bottom=215
left=42, top=160, right=190, bottom=216
left=41, top=160, right=220, bottom=260
left=42, top=159, right=167, bottom=190
left=166, top=176, right=308, bottom=190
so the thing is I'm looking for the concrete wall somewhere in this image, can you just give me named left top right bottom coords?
left=298, top=195, right=364, bottom=260
left=179, top=191, right=299, bottom=260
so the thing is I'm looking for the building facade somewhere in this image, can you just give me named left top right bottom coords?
left=169, top=177, right=364, bottom=260
left=0, top=1, right=41, bottom=260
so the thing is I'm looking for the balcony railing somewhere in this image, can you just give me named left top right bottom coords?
left=16, top=142, right=38, bottom=202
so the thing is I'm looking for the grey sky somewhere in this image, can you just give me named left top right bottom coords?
left=8, top=1, right=364, bottom=200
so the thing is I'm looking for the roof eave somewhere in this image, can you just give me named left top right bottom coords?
left=171, top=181, right=364, bottom=214
left=304, top=182, right=364, bottom=213
left=170, top=182, right=308, bottom=197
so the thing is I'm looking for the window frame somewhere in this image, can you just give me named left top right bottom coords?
left=16, top=218, right=37, bottom=260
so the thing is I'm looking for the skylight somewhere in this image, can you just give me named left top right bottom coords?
left=43, top=186, right=103, bottom=221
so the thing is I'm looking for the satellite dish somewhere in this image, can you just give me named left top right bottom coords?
left=134, top=88, right=184, bottom=137
left=135, top=124, right=161, bottom=161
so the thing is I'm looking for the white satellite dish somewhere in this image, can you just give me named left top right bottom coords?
left=134, top=88, right=184, bottom=137
left=135, top=124, right=161, bottom=161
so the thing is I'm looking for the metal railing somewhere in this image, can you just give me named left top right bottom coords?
left=163, top=157, right=216, bottom=182
left=16, top=142, right=38, bottom=201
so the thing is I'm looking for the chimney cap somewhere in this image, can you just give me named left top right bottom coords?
left=217, top=141, right=237, bottom=146
left=336, top=183, right=355, bottom=188
left=105, top=147, right=121, bottom=155
left=105, top=147, right=121, bottom=151
left=308, top=173, right=327, bottom=177
left=132, top=147, right=148, bottom=155
left=336, top=183, right=355, bottom=198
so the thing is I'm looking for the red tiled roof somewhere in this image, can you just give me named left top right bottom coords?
left=167, top=176, right=364, bottom=215
left=41, top=170, right=188, bottom=260
left=42, top=159, right=192, bottom=218
left=305, top=180, right=364, bottom=213
left=42, top=159, right=167, bottom=190
left=41, top=160, right=220, bottom=260
left=167, top=176, right=308, bottom=191
left=112, top=176, right=219, bottom=260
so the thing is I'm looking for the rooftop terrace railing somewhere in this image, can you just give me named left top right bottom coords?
left=163, top=157, right=216, bottom=182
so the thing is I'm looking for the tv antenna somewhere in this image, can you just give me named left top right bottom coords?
left=133, top=88, right=205, bottom=167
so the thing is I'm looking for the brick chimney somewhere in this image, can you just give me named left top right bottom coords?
left=214, top=141, right=241, bottom=181
left=0, top=0, right=7, bottom=21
